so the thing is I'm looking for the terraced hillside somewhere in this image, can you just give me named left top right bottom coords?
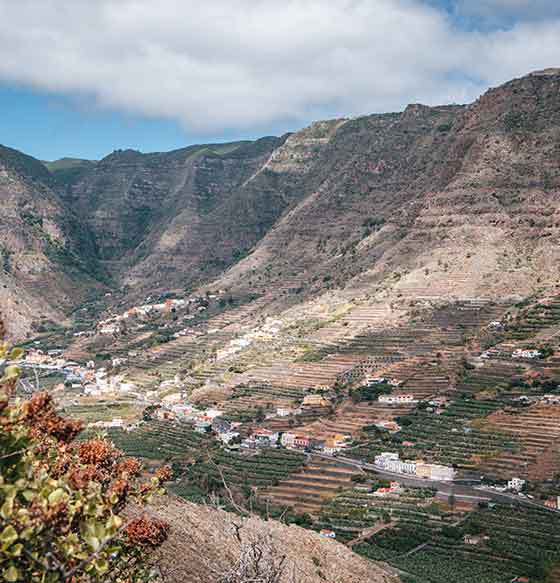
left=262, top=456, right=359, bottom=517
left=387, top=505, right=560, bottom=583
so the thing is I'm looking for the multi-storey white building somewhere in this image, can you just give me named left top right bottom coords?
left=378, top=394, right=418, bottom=405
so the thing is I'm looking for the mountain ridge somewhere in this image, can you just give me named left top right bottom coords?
left=2, top=68, right=560, bottom=339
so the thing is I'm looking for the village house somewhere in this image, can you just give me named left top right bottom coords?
left=378, top=394, right=418, bottom=405
left=463, top=534, right=488, bottom=545
left=194, top=419, right=212, bottom=433
left=375, top=420, right=402, bottom=432
left=280, top=431, right=296, bottom=448
left=212, top=417, right=232, bottom=434
left=302, top=394, right=331, bottom=408
left=155, top=408, right=176, bottom=421
left=319, top=529, right=336, bottom=539
left=375, top=453, right=455, bottom=480
left=373, top=481, right=402, bottom=497
left=88, top=418, right=125, bottom=429
left=112, top=357, right=128, bottom=367
left=366, top=377, right=386, bottom=386
left=276, top=407, right=294, bottom=417
left=416, top=461, right=455, bottom=481
left=293, top=434, right=311, bottom=449
left=544, top=497, right=560, bottom=510
left=240, top=436, right=258, bottom=449
left=323, top=433, right=352, bottom=455
left=375, top=452, right=416, bottom=475
left=252, top=428, right=279, bottom=446
left=218, top=431, right=240, bottom=445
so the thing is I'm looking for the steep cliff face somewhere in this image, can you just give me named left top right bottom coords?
left=0, top=146, right=103, bottom=339
left=215, top=69, right=560, bottom=303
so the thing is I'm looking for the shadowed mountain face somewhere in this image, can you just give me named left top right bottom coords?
left=2, top=69, right=560, bottom=338
left=0, top=145, right=103, bottom=339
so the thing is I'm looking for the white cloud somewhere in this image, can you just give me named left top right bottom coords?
left=0, top=0, right=559, bottom=134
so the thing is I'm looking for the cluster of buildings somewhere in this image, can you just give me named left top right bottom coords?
left=20, top=350, right=134, bottom=396
left=93, top=289, right=227, bottom=338
left=482, top=477, right=526, bottom=493
left=513, top=394, right=560, bottom=405
left=81, top=367, right=139, bottom=397
left=374, top=452, right=455, bottom=481
left=156, top=398, right=242, bottom=443
left=236, top=429, right=353, bottom=455
left=216, top=317, right=285, bottom=361
left=96, top=297, right=190, bottom=335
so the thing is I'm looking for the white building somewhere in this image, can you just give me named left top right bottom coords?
left=366, top=377, right=386, bottom=385
left=276, top=407, right=294, bottom=417
left=378, top=394, right=418, bottom=405
left=218, top=432, right=240, bottom=445
left=281, top=432, right=296, bottom=448
left=512, top=349, right=542, bottom=360
left=375, top=452, right=416, bottom=474
left=428, top=464, right=456, bottom=481
left=507, top=477, right=526, bottom=492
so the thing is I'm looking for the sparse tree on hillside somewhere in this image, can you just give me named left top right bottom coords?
left=0, top=341, right=170, bottom=582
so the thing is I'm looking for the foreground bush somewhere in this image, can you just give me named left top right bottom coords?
left=0, top=342, right=170, bottom=582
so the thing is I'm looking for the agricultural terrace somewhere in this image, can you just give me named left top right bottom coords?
left=481, top=403, right=560, bottom=480
left=387, top=504, right=560, bottom=583
left=176, top=448, right=307, bottom=503
left=262, top=456, right=360, bottom=516
left=347, top=398, right=519, bottom=474
left=102, top=420, right=210, bottom=465
left=316, top=483, right=439, bottom=544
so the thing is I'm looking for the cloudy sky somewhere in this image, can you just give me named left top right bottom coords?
left=1, top=0, right=559, bottom=160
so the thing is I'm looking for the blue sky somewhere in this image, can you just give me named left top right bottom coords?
left=0, top=83, right=266, bottom=161
left=0, top=0, right=559, bottom=161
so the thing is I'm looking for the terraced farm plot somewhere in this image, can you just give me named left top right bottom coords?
left=347, top=399, right=518, bottom=472
left=389, top=505, right=560, bottom=583
left=481, top=403, right=560, bottom=479
left=262, top=455, right=359, bottom=516
left=316, top=486, right=438, bottom=544
left=182, top=448, right=307, bottom=493
left=505, top=296, right=560, bottom=341
left=104, top=420, right=209, bottom=462
left=457, top=361, right=525, bottom=397
left=295, top=401, right=415, bottom=442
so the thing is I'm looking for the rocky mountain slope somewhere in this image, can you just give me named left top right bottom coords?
left=219, top=68, right=560, bottom=304
left=145, top=495, right=396, bottom=583
left=2, top=68, right=560, bottom=338
left=0, top=146, right=103, bottom=339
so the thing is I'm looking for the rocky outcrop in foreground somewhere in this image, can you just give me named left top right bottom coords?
left=147, top=496, right=397, bottom=583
